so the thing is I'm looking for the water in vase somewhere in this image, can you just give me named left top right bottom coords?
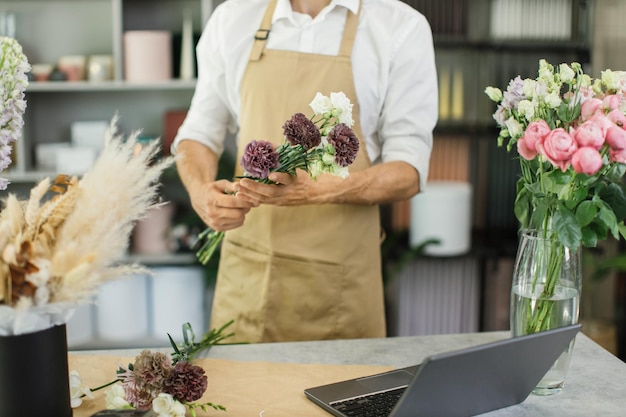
left=511, top=284, right=579, bottom=395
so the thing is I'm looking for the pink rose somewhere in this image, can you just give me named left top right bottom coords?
left=610, top=147, right=626, bottom=164
left=589, top=114, right=614, bottom=138
left=606, top=125, right=626, bottom=150
left=573, top=120, right=605, bottom=150
left=580, top=98, right=603, bottom=120
left=607, top=108, right=626, bottom=128
left=537, top=128, right=577, bottom=171
left=603, top=94, right=621, bottom=111
left=516, top=120, right=551, bottom=159
left=571, top=147, right=603, bottom=175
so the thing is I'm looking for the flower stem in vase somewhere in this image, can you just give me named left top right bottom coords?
left=526, top=239, right=564, bottom=333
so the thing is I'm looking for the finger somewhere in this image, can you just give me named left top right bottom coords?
left=268, top=172, right=294, bottom=184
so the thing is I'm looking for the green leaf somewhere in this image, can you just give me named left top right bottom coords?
left=581, top=227, right=598, bottom=247
left=599, top=182, right=626, bottom=221
left=575, top=200, right=597, bottom=227
left=514, top=189, right=531, bottom=228
left=553, top=206, right=582, bottom=249
left=597, top=202, right=619, bottom=239
left=619, top=223, right=626, bottom=241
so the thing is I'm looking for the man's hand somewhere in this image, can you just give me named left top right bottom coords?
left=189, top=178, right=257, bottom=231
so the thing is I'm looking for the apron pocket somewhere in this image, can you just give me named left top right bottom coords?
left=265, top=254, right=346, bottom=341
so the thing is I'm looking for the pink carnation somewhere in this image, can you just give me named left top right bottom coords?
left=571, top=147, right=603, bottom=175
left=537, top=128, right=577, bottom=172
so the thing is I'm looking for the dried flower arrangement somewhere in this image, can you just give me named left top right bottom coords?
left=0, top=117, right=174, bottom=335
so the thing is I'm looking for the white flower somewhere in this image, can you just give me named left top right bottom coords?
left=69, top=370, right=94, bottom=408
left=544, top=92, right=562, bottom=108
left=559, top=63, right=576, bottom=83
left=484, top=86, right=503, bottom=102
left=104, top=384, right=132, bottom=409
left=522, top=79, right=536, bottom=99
left=152, top=393, right=186, bottom=417
left=309, top=92, right=333, bottom=115
left=330, top=92, right=354, bottom=126
left=602, top=69, right=622, bottom=91
left=504, top=117, right=524, bottom=139
left=0, top=36, right=30, bottom=190
left=517, top=100, right=535, bottom=121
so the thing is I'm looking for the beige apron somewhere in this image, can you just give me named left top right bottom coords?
left=210, top=0, right=386, bottom=343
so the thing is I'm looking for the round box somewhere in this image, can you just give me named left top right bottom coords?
left=410, top=181, right=473, bottom=256
left=124, top=30, right=172, bottom=82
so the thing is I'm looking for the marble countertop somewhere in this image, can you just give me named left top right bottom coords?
left=77, top=331, right=626, bottom=416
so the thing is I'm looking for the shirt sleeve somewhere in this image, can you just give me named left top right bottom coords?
left=170, top=8, right=237, bottom=157
left=378, top=14, right=438, bottom=191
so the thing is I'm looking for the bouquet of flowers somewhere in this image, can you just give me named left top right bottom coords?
left=0, top=36, right=30, bottom=190
left=194, top=92, right=360, bottom=265
left=485, top=59, right=626, bottom=333
left=71, top=322, right=234, bottom=417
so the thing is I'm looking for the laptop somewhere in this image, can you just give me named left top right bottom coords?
left=305, top=324, right=581, bottom=417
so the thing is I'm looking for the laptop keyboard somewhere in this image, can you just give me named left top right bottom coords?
left=330, top=387, right=407, bottom=417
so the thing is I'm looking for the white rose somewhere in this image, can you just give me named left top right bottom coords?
left=69, top=370, right=94, bottom=408
left=309, top=92, right=332, bottom=115
left=330, top=92, right=354, bottom=126
left=153, top=393, right=186, bottom=417
left=544, top=92, right=562, bottom=108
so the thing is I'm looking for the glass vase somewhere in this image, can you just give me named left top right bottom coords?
left=510, top=230, right=582, bottom=396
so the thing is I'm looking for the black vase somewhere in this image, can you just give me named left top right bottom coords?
left=0, top=324, right=72, bottom=417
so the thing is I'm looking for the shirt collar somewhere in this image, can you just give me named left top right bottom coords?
left=273, top=0, right=359, bottom=24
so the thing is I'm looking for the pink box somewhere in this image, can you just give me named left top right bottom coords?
left=124, top=30, right=172, bottom=82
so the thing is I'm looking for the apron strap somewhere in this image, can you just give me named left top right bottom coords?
left=249, top=0, right=361, bottom=62
left=338, top=4, right=360, bottom=58
left=249, top=0, right=278, bottom=62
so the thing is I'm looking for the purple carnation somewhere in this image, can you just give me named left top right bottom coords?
left=240, top=140, right=280, bottom=178
left=282, top=112, right=321, bottom=150
left=120, top=350, right=174, bottom=409
left=327, top=123, right=359, bottom=167
left=162, top=362, right=208, bottom=403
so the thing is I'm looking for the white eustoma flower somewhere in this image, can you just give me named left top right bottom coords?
left=104, top=384, right=132, bottom=409
left=522, top=79, right=536, bottom=99
left=329, top=91, right=354, bottom=126
left=544, top=92, right=562, bottom=108
left=602, top=69, right=621, bottom=91
left=559, top=63, right=576, bottom=83
left=309, top=92, right=332, bottom=116
left=484, top=86, right=503, bottom=102
left=69, top=370, right=94, bottom=408
left=504, top=117, right=523, bottom=139
left=152, top=393, right=186, bottom=417
left=517, top=100, right=535, bottom=121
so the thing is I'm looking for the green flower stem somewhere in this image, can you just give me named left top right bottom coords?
left=194, top=229, right=225, bottom=265
left=86, top=378, right=121, bottom=396
left=525, top=236, right=564, bottom=334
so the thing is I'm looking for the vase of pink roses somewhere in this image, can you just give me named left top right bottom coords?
left=486, top=59, right=626, bottom=395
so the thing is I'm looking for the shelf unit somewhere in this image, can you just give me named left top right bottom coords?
left=1, top=0, right=219, bottom=183
left=385, top=0, right=595, bottom=336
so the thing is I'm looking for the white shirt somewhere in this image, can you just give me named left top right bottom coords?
left=173, top=0, right=438, bottom=189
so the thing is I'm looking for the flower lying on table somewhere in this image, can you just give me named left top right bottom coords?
left=485, top=59, right=626, bottom=332
left=194, top=91, right=360, bottom=264
left=73, top=321, right=234, bottom=416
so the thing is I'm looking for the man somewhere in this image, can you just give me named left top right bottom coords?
left=172, top=0, right=438, bottom=342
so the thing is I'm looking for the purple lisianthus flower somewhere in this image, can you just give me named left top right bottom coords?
left=502, top=76, right=526, bottom=109
left=327, top=123, right=359, bottom=167
left=282, top=112, right=321, bottom=150
left=162, top=361, right=208, bottom=403
left=240, top=140, right=280, bottom=178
